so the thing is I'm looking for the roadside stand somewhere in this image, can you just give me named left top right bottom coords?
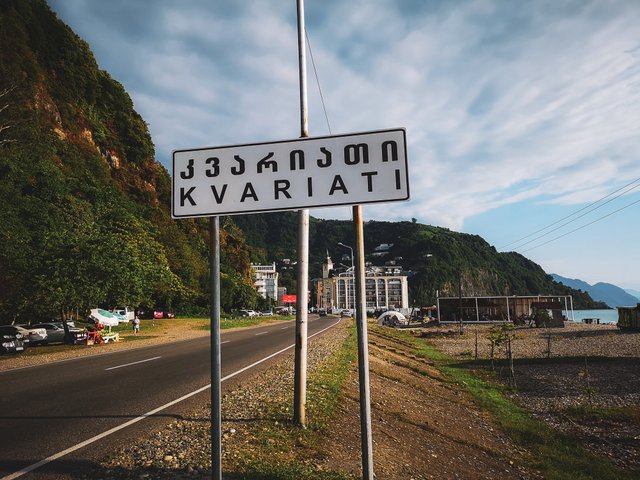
left=87, top=308, right=121, bottom=345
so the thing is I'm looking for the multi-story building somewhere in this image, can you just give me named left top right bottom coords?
left=315, top=254, right=409, bottom=311
left=251, top=263, right=279, bottom=301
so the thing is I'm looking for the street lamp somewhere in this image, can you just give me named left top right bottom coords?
left=338, top=242, right=354, bottom=310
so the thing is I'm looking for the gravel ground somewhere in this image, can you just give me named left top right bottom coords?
left=423, top=321, right=638, bottom=360
left=424, top=321, right=640, bottom=472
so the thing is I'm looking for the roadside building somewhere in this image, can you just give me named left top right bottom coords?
left=436, top=294, right=574, bottom=325
left=251, top=263, right=279, bottom=301
left=277, top=287, right=287, bottom=305
left=618, top=304, right=640, bottom=330
left=315, top=254, right=409, bottom=311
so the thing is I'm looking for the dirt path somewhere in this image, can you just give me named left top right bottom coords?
left=319, top=326, right=539, bottom=479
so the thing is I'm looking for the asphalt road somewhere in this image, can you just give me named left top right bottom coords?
left=0, top=315, right=341, bottom=479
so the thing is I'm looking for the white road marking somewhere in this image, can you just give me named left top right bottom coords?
left=255, top=331, right=268, bottom=336
left=104, top=356, right=162, bottom=371
left=280, top=326, right=289, bottom=329
left=1, top=318, right=341, bottom=480
left=221, top=318, right=341, bottom=383
left=220, top=340, right=230, bottom=345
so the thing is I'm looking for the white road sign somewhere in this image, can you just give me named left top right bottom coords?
left=172, top=128, right=408, bottom=218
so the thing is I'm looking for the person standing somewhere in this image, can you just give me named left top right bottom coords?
left=133, top=315, right=140, bottom=335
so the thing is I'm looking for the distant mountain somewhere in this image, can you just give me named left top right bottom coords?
left=625, top=289, right=640, bottom=302
left=551, top=274, right=638, bottom=307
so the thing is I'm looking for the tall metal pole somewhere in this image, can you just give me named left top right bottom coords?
left=338, top=242, right=354, bottom=310
left=294, top=0, right=310, bottom=427
left=353, top=205, right=374, bottom=479
left=570, top=295, right=575, bottom=322
left=210, top=217, right=222, bottom=480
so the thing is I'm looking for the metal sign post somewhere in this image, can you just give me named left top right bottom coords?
left=172, top=2, right=408, bottom=473
left=293, top=0, right=309, bottom=427
left=353, top=205, right=374, bottom=479
left=293, top=208, right=309, bottom=425
left=210, top=217, right=221, bottom=480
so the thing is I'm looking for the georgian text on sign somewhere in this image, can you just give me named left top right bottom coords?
left=172, top=128, right=408, bottom=218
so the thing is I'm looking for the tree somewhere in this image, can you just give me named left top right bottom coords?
left=0, top=86, right=17, bottom=147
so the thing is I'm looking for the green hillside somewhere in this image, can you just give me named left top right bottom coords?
left=233, top=213, right=607, bottom=309
left=0, top=0, right=258, bottom=322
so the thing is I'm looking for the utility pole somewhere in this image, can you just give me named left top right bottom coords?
left=338, top=242, right=354, bottom=310
left=293, top=0, right=309, bottom=427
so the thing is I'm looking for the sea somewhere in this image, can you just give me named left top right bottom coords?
left=563, top=309, right=619, bottom=325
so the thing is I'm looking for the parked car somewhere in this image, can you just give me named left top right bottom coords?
left=340, top=309, right=353, bottom=317
left=111, top=306, right=135, bottom=322
left=239, top=310, right=258, bottom=317
left=318, top=308, right=327, bottom=317
left=0, top=329, right=26, bottom=354
left=14, top=324, right=48, bottom=345
left=30, top=322, right=87, bottom=345
left=153, top=310, right=175, bottom=319
left=0, top=325, right=34, bottom=347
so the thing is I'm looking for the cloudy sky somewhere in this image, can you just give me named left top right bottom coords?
left=48, top=0, right=640, bottom=291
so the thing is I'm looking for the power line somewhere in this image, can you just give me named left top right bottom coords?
left=500, top=176, right=640, bottom=250
left=508, top=180, right=640, bottom=251
left=305, top=28, right=332, bottom=135
left=520, top=196, right=640, bottom=253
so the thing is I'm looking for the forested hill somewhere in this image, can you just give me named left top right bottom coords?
left=0, top=0, right=258, bottom=322
left=232, top=212, right=608, bottom=309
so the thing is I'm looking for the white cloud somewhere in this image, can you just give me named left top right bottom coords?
left=48, top=0, right=640, bottom=286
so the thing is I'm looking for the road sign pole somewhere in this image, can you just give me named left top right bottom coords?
left=210, top=216, right=222, bottom=480
left=294, top=208, right=309, bottom=425
left=294, top=0, right=310, bottom=427
left=352, top=205, right=374, bottom=479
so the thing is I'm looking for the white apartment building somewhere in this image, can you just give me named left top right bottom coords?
left=251, top=263, right=279, bottom=301
left=315, top=254, right=409, bottom=311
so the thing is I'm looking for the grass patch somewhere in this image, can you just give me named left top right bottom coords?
left=305, top=323, right=357, bottom=430
left=19, top=343, right=76, bottom=356
left=198, top=315, right=295, bottom=331
left=2, top=316, right=293, bottom=363
left=562, top=405, right=640, bottom=423
left=232, top=460, right=350, bottom=480
left=373, top=326, right=637, bottom=480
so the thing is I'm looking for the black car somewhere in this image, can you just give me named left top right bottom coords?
left=0, top=330, right=26, bottom=354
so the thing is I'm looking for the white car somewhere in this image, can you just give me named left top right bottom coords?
left=14, top=324, right=48, bottom=345
left=112, top=306, right=135, bottom=322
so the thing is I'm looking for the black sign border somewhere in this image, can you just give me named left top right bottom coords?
left=171, top=127, right=409, bottom=218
